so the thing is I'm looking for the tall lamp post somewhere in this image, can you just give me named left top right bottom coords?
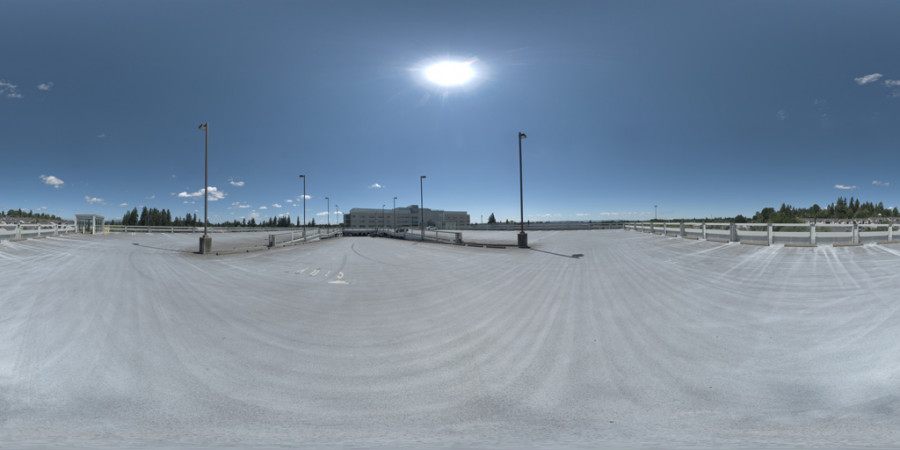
left=518, top=132, right=528, bottom=248
left=299, top=175, right=306, bottom=225
left=335, top=204, right=339, bottom=227
left=198, top=122, right=211, bottom=254
left=382, top=204, right=385, bottom=233
left=393, top=196, right=397, bottom=230
left=325, top=197, right=330, bottom=228
left=420, top=175, right=426, bottom=241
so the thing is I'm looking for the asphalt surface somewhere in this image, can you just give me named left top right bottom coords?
left=2, top=230, right=900, bottom=448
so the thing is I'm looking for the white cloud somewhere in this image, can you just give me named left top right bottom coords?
left=835, top=184, right=857, bottom=190
left=229, top=179, right=245, bottom=187
left=286, top=199, right=293, bottom=203
left=813, top=98, right=827, bottom=106
left=873, top=180, right=890, bottom=187
left=37, top=82, right=54, bottom=91
left=776, top=109, right=788, bottom=121
left=119, top=202, right=128, bottom=207
left=171, top=174, right=177, bottom=178
left=316, top=211, right=329, bottom=216
left=0, top=80, right=22, bottom=98
left=84, top=196, right=104, bottom=204
left=576, top=213, right=591, bottom=217
left=38, top=206, right=48, bottom=211
left=177, top=186, right=226, bottom=201
left=39, top=174, right=64, bottom=188
left=885, top=80, right=900, bottom=87
left=273, top=203, right=282, bottom=208
left=97, top=133, right=106, bottom=138
left=368, top=183, right=383, bottom=189
left=249, top=211, right=260, bottom=219
left=855, top=73, right=883, bottom=85
left=147, top=195, right=155, bottom=200
left=336, top=211, right=343, bottom=215
left=259, top=206, right=268, bottom=210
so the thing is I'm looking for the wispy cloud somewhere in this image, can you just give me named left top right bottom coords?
left=230, top=201, right=251, bottom=209
left=177, top=186, right=226, bottom=201
left=259, top=206, right=268, bottom=210
left=97, top=133, right=106, bottom=138
left=272, top=203, right=282, bottom=208
left=171, top=174, right=177, bottom=179
left=0, top=80, right=22, bottom=98
left=119, top=202, right=128, bottom=207
left=316, top=211, right=329, bottom=216
left=368, top=183, right=383, bottom=189
left=285, top=199, right=293, bottom=203
left=37, top=82, right=54, bottom=91
left=776, top=109, right=788, bottom=121
left=575, top=213, right=591, bottom=217
left=39, top=174, right=64, bottom=188
left=835, top=184, right=857, bottom=190
left=84, top=196, right=104, bottom=205
left=873, top=180, right=890, bottom=187
left=885, top=80, right=900, bottom=87
left=855, top=73, right=883, bottom=85
left=229, top=178, right=245, bottom=187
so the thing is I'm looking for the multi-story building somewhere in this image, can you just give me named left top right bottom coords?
left=345, top=205, right=469, bottom=229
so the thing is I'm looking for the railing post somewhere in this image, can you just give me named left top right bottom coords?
left=702, top=222, right=707, bottom=240
left=680, top=222, right=685, bottom=237
left=729, top=222, right=738, bottom=242
left=889, top=223, right=894, bottom=242
left=15, top=224, right=21, bottom=240
left=650, top=223, right=655, bottom=235
left=852, top=221, right=859, bottom=244
left=767, top=223, right=773, bottom=246
left=810, top=223, right=816, bottom=246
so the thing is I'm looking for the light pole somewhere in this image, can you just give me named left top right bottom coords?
left=382, top=204, right=385, bottom=233
left=518, top=132, right=528, bottom=248
left=420, top=175, right=426, bottom=241
left=299, top=175, right=305, bottom=226
left=393, top=196, right=397, bottom=230
left=325, top=197, right=330, bottom=227
left=655, top=204, right=658, bottom=221
left=335, top=204, right=339, bottom=227
left=198, top=122, right=211, bottom=254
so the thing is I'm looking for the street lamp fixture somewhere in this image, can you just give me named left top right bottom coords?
left=518, top=131, right=528, bottom=248
left=420, top=175, right=426, bottom=241
left=198, top=122, right=211, bottom=254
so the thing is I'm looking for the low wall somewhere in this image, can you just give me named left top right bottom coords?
left=625, top=222, right=898, bottom=246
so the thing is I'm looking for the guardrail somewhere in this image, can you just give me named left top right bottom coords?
left=625, top=222, right=899, bottom=246
left=104, top=225, right=340, bottom=234
left=389, top=229, right=463, bottom=244
left=267, top=228, right=342, bottom=247
left=0, top=223, right=77, bottom=241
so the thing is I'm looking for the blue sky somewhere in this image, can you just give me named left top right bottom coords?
left=4, top=0, right=900, bottom=223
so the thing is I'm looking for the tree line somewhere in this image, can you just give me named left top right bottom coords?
left=737, top=197, right=899, bottom=224
left=119, top=207, right=323, bottom=228
left=3, top=208, right=65, bottom=222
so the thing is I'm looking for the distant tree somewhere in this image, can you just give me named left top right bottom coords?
left=487, top=213, right=496, bottom=225
left=734, top=214, right=748, bottom=223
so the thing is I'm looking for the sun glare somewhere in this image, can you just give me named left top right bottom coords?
left=424, top=61, right=475, bottom=86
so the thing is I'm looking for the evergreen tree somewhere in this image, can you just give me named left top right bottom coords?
left=487, top=213, right=496, bottom=224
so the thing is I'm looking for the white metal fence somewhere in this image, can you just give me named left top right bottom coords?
left=267, top=228, right=342, bottom=247
left=625, top=222, right=898, bottom=246
left=0, top=223, right=76, bottom=241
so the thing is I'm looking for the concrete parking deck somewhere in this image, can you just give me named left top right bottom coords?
left=2, top=230, right=900, bottom=448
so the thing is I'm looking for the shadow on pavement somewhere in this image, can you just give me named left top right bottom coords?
left=530, top=247, right=584, bottom=259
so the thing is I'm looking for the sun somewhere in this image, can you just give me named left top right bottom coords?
left=423, top=60, right=475, bottom=87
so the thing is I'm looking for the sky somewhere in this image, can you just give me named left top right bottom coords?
left=4, top=0, right=900, bottom=223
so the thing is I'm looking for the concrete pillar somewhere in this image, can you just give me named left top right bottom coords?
left=729, top=223, right=738, bottom=242
left=663, top=223, right=667, bottom=236
left=852, top=222, right=859, bottom=244
left=810, top=223, right=816, bottom=246
left=767, top=224, right=773, bottom=246
left=702, top=223, right=707, bottom=240
left=889, top=224, right=894, bottom=242
left=680, top=222, right=685, bottom=237
left=15, top=224, right=21, bottom=240
left=54, top=223, right=59, bottom=236
left=91, top=216, right=96, bottom=235
left=650, top=223, right=655, bottom=235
